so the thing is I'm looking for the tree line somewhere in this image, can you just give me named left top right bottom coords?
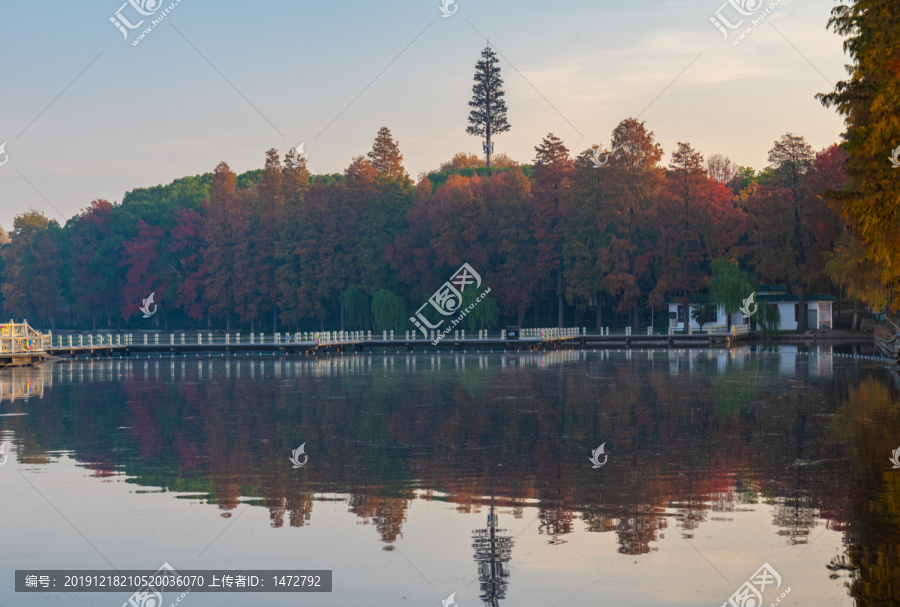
left=0, top=121, right=848, bottom=333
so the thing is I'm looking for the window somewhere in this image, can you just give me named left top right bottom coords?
left=677, top=305, right=685, bottom=322
left=706, top=306, right=718, bottom=323
left=794, top=304, right=799, bottom=322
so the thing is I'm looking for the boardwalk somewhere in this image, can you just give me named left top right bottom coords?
left=1, top=322, right=748, bottom=366
left=38, top=326, right=743, bottom=361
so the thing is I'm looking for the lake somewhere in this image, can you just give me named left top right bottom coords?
left=1, top=346, right=898, bottom=606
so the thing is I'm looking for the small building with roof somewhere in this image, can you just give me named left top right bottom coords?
left=665, top=286, right=837, bottom=332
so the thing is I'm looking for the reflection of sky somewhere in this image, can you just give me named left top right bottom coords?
left=1, top=455, right=852, bottom=607
left=1, top=349, right=887, bottom=606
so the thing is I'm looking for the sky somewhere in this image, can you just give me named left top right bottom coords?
left=0, top=0, right=848, bottom=230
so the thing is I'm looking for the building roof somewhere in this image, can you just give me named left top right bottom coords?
left=756, top=293, right=837, bottom=303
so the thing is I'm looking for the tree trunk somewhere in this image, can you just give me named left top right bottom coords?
left=684, top=304, right=690, bottom=333
left=851, top=298, right=859, bottom=332
left=797, top=291, right=807, bottom=332
left=251, top=317, right=255, bottom=334
left=595, top=294, right=603, bottom=333
left=340, top=299, right=345, bottom=331
left=273, top=304, right=278, bottom=334
left=633, top=304, right=641, bottom=330
left=226, top=314, right=231, bottom=333
left=557, top=271, right=564, bottom=328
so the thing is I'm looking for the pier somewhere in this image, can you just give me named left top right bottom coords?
left=1, top=321, right=750, bottom=366
left=35, top=326, right=744, bottom=361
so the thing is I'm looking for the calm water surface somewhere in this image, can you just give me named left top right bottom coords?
left=1, top=347, right=898, bottom=606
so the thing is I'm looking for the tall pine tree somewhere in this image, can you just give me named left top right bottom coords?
left=466, top=46, right=511, bottom=168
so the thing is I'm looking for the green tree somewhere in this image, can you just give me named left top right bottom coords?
left=463, top=288, right=500, bottom=331
left=371, top=289, right=406, bottom=333
left=466, top=45, right=511, bottom=168
left=709, top=258, right=755, bottom=329
left=689, top=299, right=716, bottom=331
left=340, top=287, right=370, bottom=330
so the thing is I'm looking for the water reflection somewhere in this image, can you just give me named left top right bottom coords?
left=0, top=349, right=898, bottom=605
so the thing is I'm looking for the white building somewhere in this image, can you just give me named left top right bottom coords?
left=665, top=287, right=836, bottom=332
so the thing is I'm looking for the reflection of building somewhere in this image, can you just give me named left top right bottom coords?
left=0, top=367, right=48, bottom=402
left=472, top=497, right=513, bottom=606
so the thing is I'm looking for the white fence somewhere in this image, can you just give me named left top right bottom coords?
left=0, top=321, right=52, bottom=354
left=47, top=327, right=591, bottom=348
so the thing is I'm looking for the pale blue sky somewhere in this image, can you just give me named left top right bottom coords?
left=0, top=0, right=846, bottom=228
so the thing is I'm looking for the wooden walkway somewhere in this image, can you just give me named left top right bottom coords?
left=1, top=323, right=751, bottom=365
left=37, top=327, right=745, bottom=360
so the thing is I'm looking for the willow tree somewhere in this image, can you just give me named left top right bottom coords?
left=371, top=289, right=406, bottom=333
left=709, top=258, right=755, bottom=329
left=466, top=45, right=510, bottom=168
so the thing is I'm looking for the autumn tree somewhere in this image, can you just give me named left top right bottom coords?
left=749, top=135, right=841, bottom=331
left=484, top=168, right=536, bottom=325
left=531, top=134, right=573, bottom=327
left=601, top=118, right=664, bottom=329
left=255, top=149, right=285, bottom=331
left=0, top=211, right=62, bottom=328
left=467, top=45, right=511, bottom=168
left=817, top=0, right=900, bottom=313
left=563, top=148, right=611, bottom=330
left=276, top=148, right=312, bottom=328
left=367, top=127, right=406, bottom=179
left=68, top=199, right=124, bottom=330
left=201, top=162, right=246, bottom=331
left=121, top=220, right=168, bottom=327
left=169, top=207, right=207, bottom=323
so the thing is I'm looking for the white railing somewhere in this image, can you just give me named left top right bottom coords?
left=0, top=320, right=51, bottom=354
left=45, top=327, right=598, bottom=348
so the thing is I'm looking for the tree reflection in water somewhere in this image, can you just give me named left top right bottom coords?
left=1, top=352, right=899, bottom=605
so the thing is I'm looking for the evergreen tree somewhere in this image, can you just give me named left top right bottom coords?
left=367, top=127, right=405, bottom=179
left=466, top=46, right=511, bottom=168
